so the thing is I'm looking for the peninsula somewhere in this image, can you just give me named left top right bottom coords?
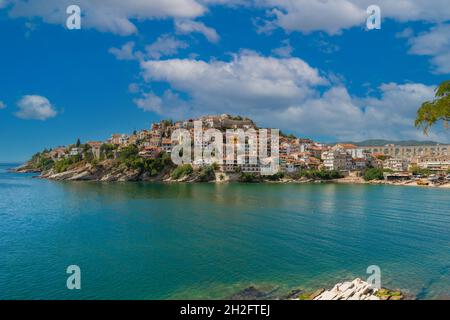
left=16, top=114, right=450, bottom=186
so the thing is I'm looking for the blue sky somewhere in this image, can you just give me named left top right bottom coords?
left=0, top=0, right=449, bottom=162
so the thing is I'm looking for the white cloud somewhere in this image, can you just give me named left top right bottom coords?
left=272, top=39, right=293, bottom=57
left=145, top=35, right=189, bottom=59
left=407, top=24, right=450, bottom=74
left=109, top=42, right=137, bottom=60
left=134, top=92, right=164, bottom=114
left=395, top=27, right=414, bottom=39
left=314, top=39, right=340, bottom=54
left=373, top=0, right=450, bottom=23
left=262, top=0, right=365, bottom=35
left=175, top=20, right=220, bottom=43
left=0, top=101, right=6, bottom=109
left=128, top=83, right=140, bottom=93
left=140, top=51, right=327, bottom=115
left=253, top=0, right=450, bottom=35
left=136, top=51, right=445, bottom=141
left=109, top=36, right=188, bottom=61
left=134, top=90, right=189, bottom=118
left=5, top=0, right=450, bottom=36
left=6, top=0, right=206, bottom=35
left=359, top=82, right=437, bottom=139
left=258, top=82, right=438, bottom=141
left=15, top=95, right=57, bottom=120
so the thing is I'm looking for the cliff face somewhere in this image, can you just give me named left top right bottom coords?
left=16, top=159, right=224, bottom=183
left=17, top=160, right=172, bottom=182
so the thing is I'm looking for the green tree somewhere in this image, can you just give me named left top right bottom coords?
left=299, top=169, right=343, bottom=180
left=171, top=164, right=193, bottom=180
left=415, top=80, right=450, bottom=134
left=266, top=172, right=284, bottom=181
left=409, top=166, right=431, bottom=177
left=239, top=172, right=260, bottom=183
left=363, top=168, right=384, bottom=181
left=161, top=119, right=173, bottom=127
left=54, top=155, right=82, bottom=173
left=119, top=145, right=139, bottom=160
left=100, top=143, right=117, bottom=159
left=76, top=138, right=81, bottom=147
left=198, top=165, right=216, bottom=182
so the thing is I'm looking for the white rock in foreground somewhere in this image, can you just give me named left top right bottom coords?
left=314, top=278, right=380, bottom=300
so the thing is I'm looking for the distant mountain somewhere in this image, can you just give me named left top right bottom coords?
left=331, top=139, right=446, bottom=147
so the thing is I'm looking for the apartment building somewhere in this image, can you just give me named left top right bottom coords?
left=383, top=158, right=409, bottom=172
left=322, top=149, right=352, bottom=171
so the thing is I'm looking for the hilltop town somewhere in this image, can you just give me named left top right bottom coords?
left=16, top=114, right=450, bottom=186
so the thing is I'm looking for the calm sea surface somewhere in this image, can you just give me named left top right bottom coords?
left=1, top=163, right=450, bottom=299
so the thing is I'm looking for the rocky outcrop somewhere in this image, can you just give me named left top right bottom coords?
left=31, top=160, right=172, bottom=182
left=12, top=164, right=41, bottom=174
left=313, top=278, right=379, bottom=300
left=311, top=278, right=403, bottom=300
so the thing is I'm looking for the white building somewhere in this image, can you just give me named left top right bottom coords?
left=69, top=147, right=82, bottom=156
left=322, top=150, right=352, bottom=171
left=383, top=158, right=409, bottom=172
left=417, top=157, right=450, bottom=171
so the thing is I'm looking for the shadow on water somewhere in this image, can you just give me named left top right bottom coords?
left=54, top=181, right=306, bottom=209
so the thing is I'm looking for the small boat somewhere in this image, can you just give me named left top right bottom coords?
left=417, top=180, right=429, bottom=186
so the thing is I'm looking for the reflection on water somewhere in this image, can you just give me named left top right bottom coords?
left=1, top=164, right=450, bottom=299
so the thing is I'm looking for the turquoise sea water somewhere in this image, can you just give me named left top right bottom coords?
left=1, top=163, right=450, bottom=299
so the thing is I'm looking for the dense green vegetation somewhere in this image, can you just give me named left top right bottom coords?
left=299, top=169, right=343, bottom=180
left=118, top=145, right=139, bottom=162
left=171, top=164, right=193, bottom=180
left=363, top=168, right=384, bottom=181
left=409, top=165, right=431, bottom=177
left=239, top=172, right=260, bottom=183
left=161, top=119, right=174, bottom=127
left=54, top=155, right=82, bottom=173
left=82, top=144, right=94, bottom=163
left=29, top=152, right=54, bottom=171
left=197, top=165, right=216, bottom=182
left=197, top=163, right=220, bottom=182
left=363, top=168, right=394, bottom=181
left=265, top=172, right=285, bottom=181
left=100, top=143, right=117, bottom=160
left=116, top=145, right=172, bottom=176
left=28, top=140, right=174, bottom=176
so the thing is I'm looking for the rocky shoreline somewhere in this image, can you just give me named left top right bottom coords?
left=310, top=278, right=403, bottom=300
left=13, top=165, right=450, bottom=188
left=226, top=278, right=404, bottom=300
left=13, top=161, right=171, bottom=182
left=11, top=162, right=450, bottom=188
